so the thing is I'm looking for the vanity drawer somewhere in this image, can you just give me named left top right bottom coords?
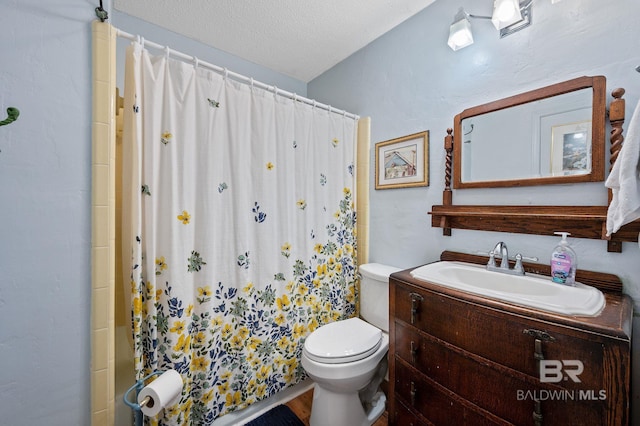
left=393, top=281, right=605, bottom=386
left=394, top=325, right=605, bottom=425
left=392, top=398, right=432, bottom=426
left=394, top=360, right=512, bottom=426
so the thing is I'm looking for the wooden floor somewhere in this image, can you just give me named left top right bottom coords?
left=286, top=388, right=388, bottom=426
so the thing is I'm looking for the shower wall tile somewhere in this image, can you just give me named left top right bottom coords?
left=93, top=247, right=110, bottom=289
left=93, top=123, right=110, bottom=165
left=93, top=327, right=109, bottom=371
left=93, top=164, right=109, bottom=206
left=94, top=81, right=112, bottom=125
left=93, top=206, right=109, bottom=248
left=92, top=20, right=116, bottom=426
left=93, top=287, right=110, bottom=331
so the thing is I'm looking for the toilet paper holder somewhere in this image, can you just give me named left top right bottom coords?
left=123, top=370, right=164, bottom=426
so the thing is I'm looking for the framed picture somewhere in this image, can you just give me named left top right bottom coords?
left=375, top=130, right=429, bottom=189
left=550, top=120, right=591, bottom=176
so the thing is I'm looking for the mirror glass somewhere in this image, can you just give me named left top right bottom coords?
left=453, top=76, right=606, bottom=188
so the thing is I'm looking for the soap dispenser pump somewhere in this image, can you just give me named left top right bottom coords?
left=550, top=232, right=577, bottom=286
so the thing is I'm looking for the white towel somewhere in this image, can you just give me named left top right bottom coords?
left=605, top=96, right=640, bottom=236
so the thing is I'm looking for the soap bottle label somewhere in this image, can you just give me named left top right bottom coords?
left=551, top=253, right=571, bottom=284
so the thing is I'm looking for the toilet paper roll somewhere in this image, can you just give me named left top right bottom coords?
left=137, top=370, right=183, bottom=417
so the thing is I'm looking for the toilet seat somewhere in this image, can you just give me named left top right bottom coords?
left=303, top=317, right=382, bottom=364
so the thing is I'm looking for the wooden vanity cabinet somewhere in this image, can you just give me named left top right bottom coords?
left=388, top=267, right=632, bottom=426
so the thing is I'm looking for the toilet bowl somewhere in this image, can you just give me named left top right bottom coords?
left=301, top=263, right=400, bottom=426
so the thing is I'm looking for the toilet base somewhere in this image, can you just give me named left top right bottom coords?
left=309, top=385, right=386, bottom=426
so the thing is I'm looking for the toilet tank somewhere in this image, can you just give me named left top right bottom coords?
left=359, top=263, right=401, bottom=333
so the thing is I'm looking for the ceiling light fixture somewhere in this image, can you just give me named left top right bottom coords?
left=447, top=0, right=534, bottom=51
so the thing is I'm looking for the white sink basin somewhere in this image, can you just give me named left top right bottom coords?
left=410, top=261, right=605, bottom=316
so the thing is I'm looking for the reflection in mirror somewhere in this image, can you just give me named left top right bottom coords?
left=453, top=76, right=606, bottom=188
left=461, top=89, right=592, bottom=182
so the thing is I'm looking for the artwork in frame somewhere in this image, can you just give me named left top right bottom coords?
left=550, top=120, right=592, bottom=176
left=375, top=130, right=429, bottom=189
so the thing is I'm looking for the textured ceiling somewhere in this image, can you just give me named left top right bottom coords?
left=113, top=0, right=436, bottom=82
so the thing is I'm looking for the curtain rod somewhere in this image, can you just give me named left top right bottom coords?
left=115, top=27, right=359, bottom=121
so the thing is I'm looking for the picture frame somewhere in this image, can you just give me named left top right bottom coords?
left=375, top=130, right=429, bottom=189
left=550, top=120, right=592, bottom=176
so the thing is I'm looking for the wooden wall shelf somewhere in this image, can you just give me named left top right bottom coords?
left=430, top=205, right=640, bottom=250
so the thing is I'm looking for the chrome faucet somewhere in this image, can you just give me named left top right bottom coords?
left=488, top=241, right=509, bottom=269
left=487, top=242, right=528, bottom=276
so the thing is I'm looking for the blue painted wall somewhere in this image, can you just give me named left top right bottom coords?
left=308, top=0, right=640, bottom=419
left=0, top=1, right=305, bottom=424
left=0, top=1, right=94, bottom=424
left=112, top=11, right=307, bottom=97
left=2, top=0, right=639, bottom=423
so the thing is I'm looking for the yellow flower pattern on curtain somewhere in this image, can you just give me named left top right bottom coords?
left=122, top=43, right=358, bottom=425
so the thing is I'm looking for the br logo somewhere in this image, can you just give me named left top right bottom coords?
left=539, top=360, right=584, bottom=383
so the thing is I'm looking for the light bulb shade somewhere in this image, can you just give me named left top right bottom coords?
left=447, top=17, right=474, bottom=51
left=491, top=0, right=523, bottom=30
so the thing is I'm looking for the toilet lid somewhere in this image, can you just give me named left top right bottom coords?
left=303, top=317, right=382, bottom=364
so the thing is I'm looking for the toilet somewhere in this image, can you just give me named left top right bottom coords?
left=301, top=263, right=400, bottom=426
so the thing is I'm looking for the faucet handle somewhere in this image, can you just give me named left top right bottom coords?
left=487, top=251, right=496, bottom=268
left=513, top=253, right=525, bottom=275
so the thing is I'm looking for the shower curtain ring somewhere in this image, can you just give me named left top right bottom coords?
left=165, top=46, right=171, bottom=58
left=223, top=68, right=228, bottom=80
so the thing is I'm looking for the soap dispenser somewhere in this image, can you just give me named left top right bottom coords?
left=550, top=232, right=577, bottom=286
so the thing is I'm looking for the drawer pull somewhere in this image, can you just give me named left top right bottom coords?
left=524, top=328, right=555, bottom=370
left=410, top=293, right=424, bottom=324
left=534, top=338, right=544, bottom=361
left=523, top=328, right=556, bottom=342
left=410, top=381, right=417, bottom=406
left=410, top=340, right=418, bottom=363
left=533, top=399, right=543, bottom=426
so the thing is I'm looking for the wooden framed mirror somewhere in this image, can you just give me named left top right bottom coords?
left=454, top=76, right=606, bottom=188
left=430, top=78, right=640, bottom=252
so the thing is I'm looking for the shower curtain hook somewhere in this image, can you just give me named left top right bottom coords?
left=193, top=56, right=199, bottom=69
left=164, top=46, right=171, bottom=58
left=273, top=86, right=278, bottom=99
left=223, top=68, right=228, bottom=80
left=250, top=78, right=254, bottom=90
left=312, top=100, right=317, bottom=109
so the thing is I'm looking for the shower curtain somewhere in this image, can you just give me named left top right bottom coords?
left=121, top=42, right=358, bottom=425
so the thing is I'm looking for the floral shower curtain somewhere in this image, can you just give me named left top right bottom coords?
left=121, top=42, right=358, bottom=425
